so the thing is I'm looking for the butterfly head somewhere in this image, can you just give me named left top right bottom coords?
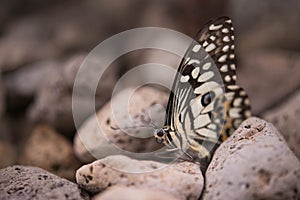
left=154, top=126, right=173, bottom=145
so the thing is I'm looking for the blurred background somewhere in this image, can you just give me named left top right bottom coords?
left=0, top=0, right=299, bottom=180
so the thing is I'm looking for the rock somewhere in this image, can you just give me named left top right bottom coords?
left=203, top=117, right=300, bottom=200
left=0, top=67, right=4, bottom=117
left=28, top=54, right=118, bottom=135
left=76, top=155, right=203, bottom=200
left=263, top=90, right=300, bottom=160
left=0, top=165, right=89, bottom=200
left=0, top=140, right=17, bottom=169
left=237, top=51, right=300, bottom=114
left=18, top=125, right=81, bottom=181
left=73, top=86, right=167, bottom=163
left=93, top=186, right=178, bottom=200
left=3, top=60, right=60, bottom=111
left=229, top=0, right=300, bottom=53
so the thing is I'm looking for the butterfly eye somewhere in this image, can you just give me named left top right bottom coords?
left=201, top=92, right=215, bottom=107
left=156, top=129, right=164, bottom=137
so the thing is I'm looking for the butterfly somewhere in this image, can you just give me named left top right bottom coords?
left=153, top=16, right=251, bottom=165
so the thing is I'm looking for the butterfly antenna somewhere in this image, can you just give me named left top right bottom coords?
left=110, top=124, right=154, bottom=130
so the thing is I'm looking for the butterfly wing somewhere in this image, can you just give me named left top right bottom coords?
left=195, top=16, right=251, bottom=140
left=164, top=16, right=251, bottom=158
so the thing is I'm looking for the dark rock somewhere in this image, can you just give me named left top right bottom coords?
left=18, top=125, right=81, bottom=181
left=0, top=165, right=89, bottom=200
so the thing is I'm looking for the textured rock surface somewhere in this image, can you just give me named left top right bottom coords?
left=238, top=51, right=300, bottom=114
left=18, top=125, right=81, bottom=181
left=203, top=117, right=300, bottom=200
left=74, top=86, right=167, bottom=163
left=76, top=155, right=203, bottom=200
left=93, top=186, right=178, bottom=200
left=0, top=165, right=89, bottom=200
left=0, top=140, right=17, bottom=169
left=263, top=90, right=300, bottom=160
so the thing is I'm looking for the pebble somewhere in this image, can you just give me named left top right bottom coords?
left=73, top=86, right=168, bottom=163
left=76, top=155, right=203, bottom=200
left=18, top=125, right=81, bottom=181
left=203, top=117, right=300, bottom=200
left=263, top=89, right=300, bottom=160
left=0, top=140, right=17, bottom=169
left=93, top=186, right=178, bottom=200
left=238, top=51, right=300, bottom=114
left=27, top=53, right=118, bottom=135
left=0, top=165, right=89, bottom=200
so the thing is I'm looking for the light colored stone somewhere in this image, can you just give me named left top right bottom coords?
left=73, top=86, right=167, bottom=163
left=0, top=165, right=89, bottom=200
left=93, top=186, right=178, bottom=200
left=203, top=117, right=300, bottom=200
left=263, top=90, right=300, bottom=160
left=18, top=125, right=81, bottom=181
left=76, top=155, right=203, bottom=200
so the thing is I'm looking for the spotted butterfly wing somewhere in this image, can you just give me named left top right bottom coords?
left=195, top=16, right=251, bottom=140
left=154, top=16, right=251, bottom=161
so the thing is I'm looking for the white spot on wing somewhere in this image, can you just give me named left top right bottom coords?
left=180, top=75, right=190, bottom=83
left=229, top=108, right=241, bottom=118
left=233, top=98, right=243, bottom=107
left=209, top=24, right=223, bottom=30
left=223, top=36, right=230, bottom=42
left=222, top=45, right=229, bottom=52
left=210, top=35, right=216, bottom=41
left=192, top=67, right=200, bottom=79
left=244, top=98, right=250, bottom=105
left=230, top=64, right=236, bottom=70
left=220, top=65, right=228, bottom=72
left=202, top=62, right=212, bottom=70
left=227, top=85, right=240, bottom=90
left=244, top=110, right=251, bottom=117
left=232, top=75, right=237, bottom=81
left=218, top=55, right=227, bottom=62
left=188, top=59, right=200, bottom=65
left=197, top=71, right=214, bottom=82
left=222, top=28, right=229, bottom=33
left=205, top=43, right=216, bottom=52
left=192, top=44, right=201, bottom=52
left=203, top=41, right=208, bottom=47
left=224, top=75, right=231, bottom=82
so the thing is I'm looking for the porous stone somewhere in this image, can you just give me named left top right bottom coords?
left=76, top=155, right=203, bottom=200
left=18, top=125, right=81, bottom=181
left=93, top=186, right=178, bottom=200
left=73, top=86, right=167, bottom=163
left=0, top=165, right=89, bottom=200
left=263, top=90, right=300, bottom=160
left=0, top=140, right=17, bottom=169
left=203, top=117, right=300, bottom=200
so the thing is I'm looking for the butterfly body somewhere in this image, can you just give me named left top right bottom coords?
left=153, top=16, right=251, bottom=161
